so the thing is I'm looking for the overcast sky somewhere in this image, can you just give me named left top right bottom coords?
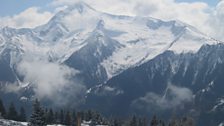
left=0, top=0, right=223, bottom=41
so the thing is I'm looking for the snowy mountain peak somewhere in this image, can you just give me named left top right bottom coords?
left=67, top=1, right=96, bottom=13
left=96, top=20, right=105, bottom=30
left=0, top=2, right=221, bottom=81
left=55, top=1, right=97, bottom=18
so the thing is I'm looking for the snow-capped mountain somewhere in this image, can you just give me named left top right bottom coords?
left=0, top=2, right=223, bottom=126
left=0, top=2, right=218, bottom=86
left=86, top=43, right=224, bottom=126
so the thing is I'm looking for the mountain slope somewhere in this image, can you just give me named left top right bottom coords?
left=86, top=44, right=224, bottom=125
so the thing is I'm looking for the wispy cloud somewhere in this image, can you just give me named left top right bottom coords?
left=15, top=55, right=86, bottom=106
left=208, top=1, right=224, bottom=41
left=0, top=7, right=53, bottom=29
left=131, top=83, right=194, bottom=111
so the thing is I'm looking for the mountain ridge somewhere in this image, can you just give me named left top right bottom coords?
left=0, top=1, right=221, bottom=94
left=0, top=3, right=224, bottom=125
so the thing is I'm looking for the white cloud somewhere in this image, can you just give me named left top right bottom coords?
left=62, top=7, right=99, bottom=31
left=0, top=7, right=53, bottom=29
left=133, top=1, right=210, bottom=30
left=16, top=56, right=86, bottom=106
left=132, top=84, right=194, bottom=111
left=208, top=0, right=224, bottom=41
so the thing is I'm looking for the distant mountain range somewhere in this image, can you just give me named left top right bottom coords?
left=0, top=2, right=223, bottom=125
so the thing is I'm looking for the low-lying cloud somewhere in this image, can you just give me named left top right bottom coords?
left=16, top=56, right=86, bottom=106
left=132, top=84, right=194, bottom=111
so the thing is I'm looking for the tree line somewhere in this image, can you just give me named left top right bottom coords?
left=0, top=98, right=26, bottom=122
left=0, top=98, right=195, bottom=126
left=28, top=99, right=109, bottom=126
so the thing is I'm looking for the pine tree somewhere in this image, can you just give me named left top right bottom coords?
left=44, top=108, right=48, bottom=124
left=150, top=115, right=158, bottom=126
left=180, top=117, right=195, bottom=126
left=79, top=111, right=85, bottom=121
left=29, top=99, right=46, bottom=126
left=140, top=117, right=148, bottom=126
left=7, top=102, right=18, bottom=121
left=138, top=118, right=143, bottom=126
left=86, top=110, right=92, bottom=121
left=0, top=98, right=6, bottom=118
left=54, top=111, right=59, bottom=124
left=158, top=120, right=165, bottom=126
left=130, top=115, right=138, bottom=126
left=168, top=118, right=178, bottom=126
left=19, top=107, right=26, bottom=122
left=112, top=119, right=121, bottom=126
left=71, top=110, right=77, bottom=126
left=65, top=111, right=71, bottom=125
left=60, top=109, right=64, bottom=124
left=91, top=111, right=101, bottom=125
left=46, top=108, right=54, bottom=124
